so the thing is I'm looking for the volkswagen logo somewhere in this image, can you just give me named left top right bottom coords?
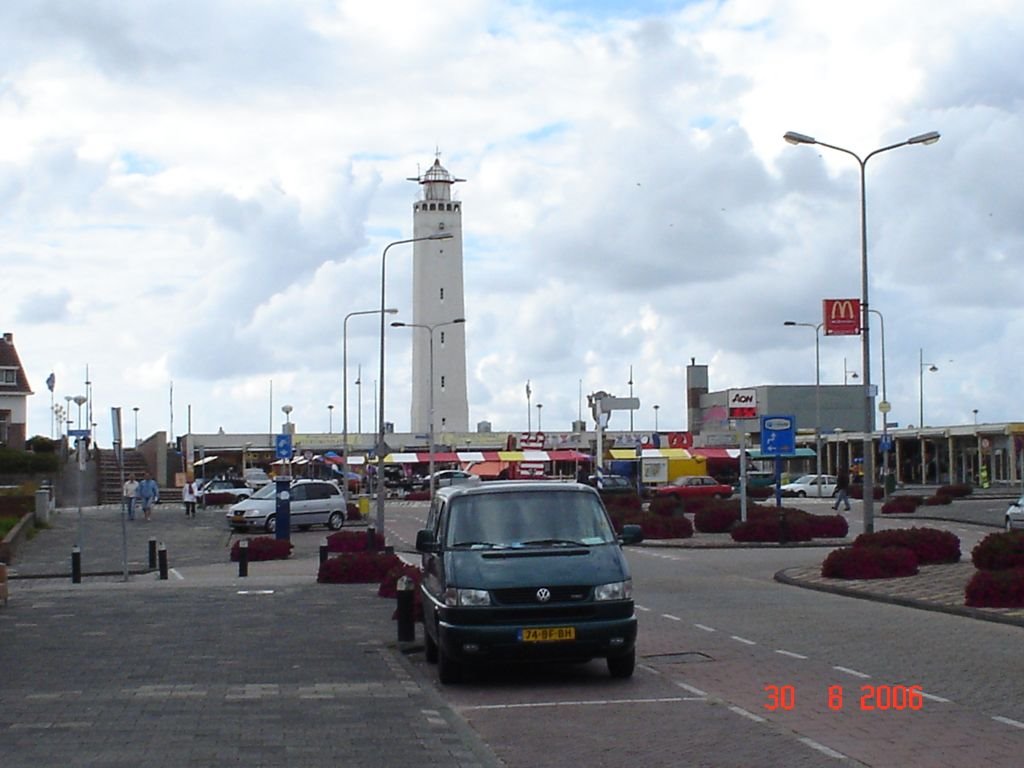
left=535, top=588, right=551, bottom=603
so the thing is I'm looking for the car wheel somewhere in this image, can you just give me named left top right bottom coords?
left=264, top=514, right=276, bottom=534
left=607, top=649, right=635, bottom=679
left=327, top=511, right=344, bottom=531
left=424, top=627, right=439, bottom=664
left=437, top=646, right=462, bottom=685
left=797, top=490, right=807, bottom=498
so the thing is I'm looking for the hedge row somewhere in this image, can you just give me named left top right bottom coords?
left=318, top=551, right=403, bottom=583
left=822, top=546, right=919, bottom=579
left=971, top=531, right=1024, bottom=571
left=853, top=528, right=961, bottom=564
left=326, top=529, right=385, bottom=553
left=229, top=536, right=294, bottom=562
left=965, top=568, right=1024, bottom=607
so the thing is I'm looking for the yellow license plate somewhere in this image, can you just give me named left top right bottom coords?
left=231, top=515, right=245, bottom=522
left=519, top=626, right=576, bottom=643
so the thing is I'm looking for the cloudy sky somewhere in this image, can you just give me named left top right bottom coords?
left=3, top=0, right=1022, bottom=446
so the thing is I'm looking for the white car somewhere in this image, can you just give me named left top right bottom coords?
left=226, top=479, right=347, bottom=533
left=1005, top=495, right=1024, bottom=531
left=779, top=474, right=839, bottom=498
left=418, top=469, right=482, bottom=491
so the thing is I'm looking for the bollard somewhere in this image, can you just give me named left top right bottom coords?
left=319, top=538, right=328, bottom=565
left=71, top=545, right=82, bottom=584
left=158, top=542, right=168, bottom=580
left=148, top=537, right=157, bottom=569
left=238, top=539, right=249, bottom=578
left=367, top=527, right=377, bottom=552
left=778, top=509, right=788, bottom=546
left=396, top=575, right=415, bottom=642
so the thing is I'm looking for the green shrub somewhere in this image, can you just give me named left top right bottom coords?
left=822, top=546, right=919, bottom=579
left=853, top=528, right=961, bottom=564
left=0, top=447, right=59, bottom=473
left=965, top=568, right=1024, bottom=607
left=971, top=531, right=1024, bottom=571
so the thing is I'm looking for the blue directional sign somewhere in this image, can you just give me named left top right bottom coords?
left=275, top=433, right=293, bottom=459
left=760, top=415, right=796, bottom=456
left=880, top=434, right=894, bottom=452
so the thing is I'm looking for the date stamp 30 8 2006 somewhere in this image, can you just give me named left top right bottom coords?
left=763, top=683, right=925, bottom=713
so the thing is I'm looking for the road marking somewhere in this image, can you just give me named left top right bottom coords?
left=920, top=691, right=952, bottom=703
left=636, top=604, right=652, bottom=612
left=993, top=715, right=1024, bottom=729
left=460, top=696, right=702, bottom=711
left=662, top=613, right=682, bottom=621
left=170, top=568, right=184, bottom=580
left=799, top=737, right=848, bottom=759
left=674, top=682, right=708, bottom=697
left=729, top=705, right=765, bottom=722
left=237, top=590, right=275, bottom=595
left=833, top=666, right=870, bottom=679
left=775, top=649, right=808, bottom=659
left=731, top=635, right=756, bottom=646
left=694, top=623, right=716, bottom=632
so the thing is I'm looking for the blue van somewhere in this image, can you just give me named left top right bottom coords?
left=415, top=481, right=643, bottom=684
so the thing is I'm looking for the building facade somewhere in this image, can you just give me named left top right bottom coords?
left=0, top=332, right=33, bottom=449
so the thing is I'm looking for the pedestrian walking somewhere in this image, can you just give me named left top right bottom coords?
left=123, top=473, right=139, bottom=520
left=182, top=477, right=199, bottom=519
left=137, top=472, right=160, bottom=522
left=833, top=469, right=851, bottom=511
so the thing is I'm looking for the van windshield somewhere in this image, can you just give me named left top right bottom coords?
left=445, top=490, right=616, bottom=548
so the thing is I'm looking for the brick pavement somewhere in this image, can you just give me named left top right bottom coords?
left=0, top=504, right=501, bottom=768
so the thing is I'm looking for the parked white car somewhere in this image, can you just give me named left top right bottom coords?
left=226, top=479, right=346, bottom=533
left=1005, top=495, right=1024, bottom=531
left=779, top=474, right=839, bottom=498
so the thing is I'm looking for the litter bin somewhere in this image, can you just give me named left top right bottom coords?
left=884, top=473, right=896, bottom=496
left=35, top=489, right=51, bottom=525
left=358, top=494, right=370, bottom=519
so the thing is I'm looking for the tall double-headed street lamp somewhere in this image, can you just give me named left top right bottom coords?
left=344, top=307, right=397, bottom=508
left=392, top=318, right=466, bottom=498
left=376, top=233, right=453, bottom=539
left=783, top=320, right=823, bottom=497
left=784, top=129, right=939, bottom=533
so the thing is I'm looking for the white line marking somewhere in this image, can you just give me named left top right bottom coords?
left=170, top=568, right=184, bottom=580
left=729, top=705, right=765, bottom=722
left=833, top=666, right=870, bottom=679
left=635, top=605, right=652, bottom=612
left=993, top=715, right=1024, bottom=729
left=461, top=697, right=699, bottom=711
left=731, top=635, right=756, bottom=645
left=694, top=624, right=716, bottom=633
left=674, top=682, right=707, bottom=697
left=775, top=649, right=808, bottom=659
left=799, top=737, right=848, bottom=759
left=662, top=613, right=682, bottom=622
left=919, top=691, right=951, bottom=703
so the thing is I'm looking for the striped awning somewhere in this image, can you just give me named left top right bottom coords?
left=383, top=449, right=591, bottom=464
left=608, top=448, right=696, bottom=460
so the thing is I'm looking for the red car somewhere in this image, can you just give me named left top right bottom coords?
left=655, top=475, right=734, bottom=500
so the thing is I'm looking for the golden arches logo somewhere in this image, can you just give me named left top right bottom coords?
left=830, top=300, right=856, bottom=320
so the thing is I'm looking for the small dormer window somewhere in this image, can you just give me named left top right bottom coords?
left=1, top=369, right=15, bottom=384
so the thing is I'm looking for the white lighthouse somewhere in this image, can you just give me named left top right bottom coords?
left=407, top=156, right=469, bottom=434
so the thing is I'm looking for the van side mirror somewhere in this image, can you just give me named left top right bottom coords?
left=416, top=529, right=439, bottom=553
left=619, top=524, right=643, bottom=546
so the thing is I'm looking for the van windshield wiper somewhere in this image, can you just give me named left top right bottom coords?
left=452, top=541, right=505, bottom=549
left=520, top=538, right=587, bottom=547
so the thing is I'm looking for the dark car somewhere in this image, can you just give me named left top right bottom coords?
left=415, top=481, right=643, bottom=684
left=584, top=474, right=637, bottom=495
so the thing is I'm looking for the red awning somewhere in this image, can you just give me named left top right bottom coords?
left=467, top=461, right=509, bottom=478
left=690, top=448, right=740, bottom=460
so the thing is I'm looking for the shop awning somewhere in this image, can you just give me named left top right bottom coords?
left=690, top=448, right=742, bottom=460
left=609, top=448, right=695, bottom=460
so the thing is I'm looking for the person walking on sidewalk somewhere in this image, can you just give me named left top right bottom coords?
left=182, top=477, right=199, bottom=519
left=833, top=468, right=851, bottom=511
left=137, top=472, right=160, bottom=522
left=123, top=474, right=139, bottom=520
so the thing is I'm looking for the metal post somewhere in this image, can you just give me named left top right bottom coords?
left=238, top=539, right=249, bottom=577
left=319, top=538, right=329, bottom=566
left=71, top=545, right=81, bottom=584
left=158, top=543, right=168, bottom=580
left=396, top=575, right=415, bottom=642
left=148, top=537, right=157, bottom=569
left=367, top=526, right=378, bottom=552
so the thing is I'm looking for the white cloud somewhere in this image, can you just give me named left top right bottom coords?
left=2, top=0, right=1022, bottom=444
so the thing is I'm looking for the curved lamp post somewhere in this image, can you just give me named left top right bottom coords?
left=344, top=308, right=397, bottom=508
left=392, top=318, right=465, bottom=498
left=919, top=348, right=939, bottom=484
left=784, top=320, right=823, bottom=496
left=376, top=233, right=453, bottom=538
left=784, top=129, right=939, bottom=533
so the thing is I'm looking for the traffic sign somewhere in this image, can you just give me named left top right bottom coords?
left=275, top=433, right=293, bottom=459
left=68, top=429, right=91, bottom=438
left=760, top=415, right=796, bottom=456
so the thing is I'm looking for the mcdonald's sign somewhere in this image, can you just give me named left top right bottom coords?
left=822, top=298, right=861, bottom=336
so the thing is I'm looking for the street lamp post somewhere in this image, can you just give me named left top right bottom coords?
left=344, top=308, right=397, bottom=508
left=869, top=309, right=891, bottom=499
left=72, top=394, right=87, bottom=550
left=377, top=233, right=453, bottom=539
left=654, top=404, right=660, bottom=432
left=784, top=128, right=939, bottom=533
left=919, top=348, right=939, bottom=484
left=784, top=321, right=824, bottom=496
left=392, top=318, right=465, bottom=498
left=843, top=358, right=859, bottom=385
left=537, top=403, right=543, bottom=432
left=628, top=365, right=634, bottom=432
left=132, top=406, right=139, bottom=447
left=327, top=404, right=334, bottom=434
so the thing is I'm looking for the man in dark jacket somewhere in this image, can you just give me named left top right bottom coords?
left=832, top=469, right=851, bottom=511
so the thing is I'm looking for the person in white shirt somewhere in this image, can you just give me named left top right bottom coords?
left=123, top=474, right=139, bottom=520
left=182, top=478, right=199, bottom=519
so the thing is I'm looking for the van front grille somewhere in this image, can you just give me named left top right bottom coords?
left=492, top=586, right=592, bottom=605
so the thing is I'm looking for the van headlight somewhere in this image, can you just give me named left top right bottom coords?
left=443, top=588, right=491, bottom=607
left=594, top=579, right=632, bottom=601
